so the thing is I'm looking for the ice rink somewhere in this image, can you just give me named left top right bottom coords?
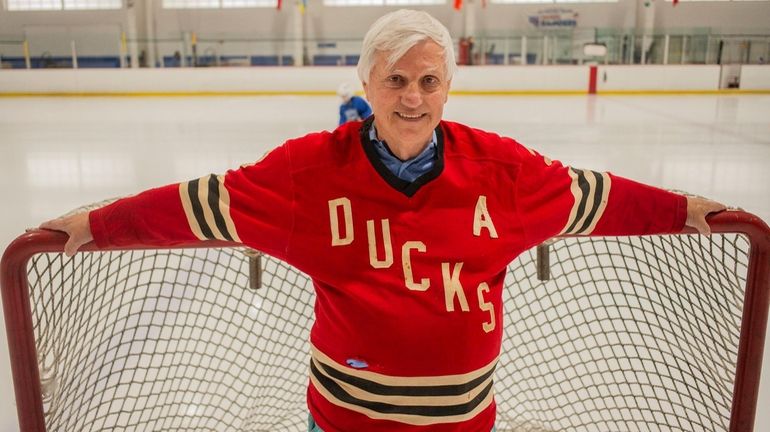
left=1, top=93, right=769, bottom=431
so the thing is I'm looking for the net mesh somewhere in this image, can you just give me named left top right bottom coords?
left=495, top=234, right=748, bottom=432
left=24, top=233, right=749, bottom=432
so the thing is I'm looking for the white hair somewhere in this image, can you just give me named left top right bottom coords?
left=357, top=9, right=457, bottom=84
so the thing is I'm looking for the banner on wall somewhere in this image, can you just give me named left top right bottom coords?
left=528, top=8, right=579, bottom=28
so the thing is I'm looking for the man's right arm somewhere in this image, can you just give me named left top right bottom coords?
left=40, top=181, right=228, bottom=257
left=40, top=144, right=295, bottom=259
left=40, top=211, right=92, bottom=257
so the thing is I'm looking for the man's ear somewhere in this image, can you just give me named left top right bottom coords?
left=362, top=81, right=369, bottom=99
left=444, top=80, right=452, bottom=103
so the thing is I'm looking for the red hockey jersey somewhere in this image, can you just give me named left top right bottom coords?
left=89, top=118, right=687, bottom=432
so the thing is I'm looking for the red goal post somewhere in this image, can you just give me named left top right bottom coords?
left=2, top=210, right=769, bottom=432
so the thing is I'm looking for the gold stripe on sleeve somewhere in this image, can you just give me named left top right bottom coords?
left=216, top=175, right=241, bottom=243
left=179, top=181, right=207, bottom=241
left=197, top=176, right=225, bottom=240
left=579, top=172, right=611, bottom=235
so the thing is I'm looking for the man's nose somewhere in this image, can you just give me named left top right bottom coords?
left=401, top=82, right=422, bottom=108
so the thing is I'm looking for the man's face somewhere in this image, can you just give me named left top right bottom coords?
left=363, top=40, right=450, bottom=159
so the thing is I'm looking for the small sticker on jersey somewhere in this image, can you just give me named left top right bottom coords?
left=346, top=358, right=369, bottom=369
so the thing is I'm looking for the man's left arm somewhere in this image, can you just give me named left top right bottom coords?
left=685, top=195, right=728, bottom=235
left=513, top=144, right=726, bottom=244
left=592, top=175, right=726, bottom=236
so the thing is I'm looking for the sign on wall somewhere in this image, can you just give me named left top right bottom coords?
left=528, top=8, right=579, bottom=28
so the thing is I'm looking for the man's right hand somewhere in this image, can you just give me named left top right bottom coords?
left=39, top=212, right=94, bottom=257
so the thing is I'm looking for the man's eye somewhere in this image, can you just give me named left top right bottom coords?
left=423, top=76, right=439, bottom=86
left=386, top=76, right=403, bottom=85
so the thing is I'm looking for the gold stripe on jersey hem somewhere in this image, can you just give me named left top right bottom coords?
left=310, top=344, right=497, bottom=387
left=309, top=344, right=497, bottom=425
left=309, top=373, right=495, bottom=426
left=310, top=357, right=494, bottom=406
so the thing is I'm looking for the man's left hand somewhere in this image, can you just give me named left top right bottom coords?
left=686, top=196, right=728, bottom=235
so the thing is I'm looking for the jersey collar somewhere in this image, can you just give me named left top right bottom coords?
left=359, top=116, right=445, bottom=198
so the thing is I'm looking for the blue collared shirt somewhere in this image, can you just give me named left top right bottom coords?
left=369, top=126, right=437, bottom=183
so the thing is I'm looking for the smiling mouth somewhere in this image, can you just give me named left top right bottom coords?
left=396, top=112, right=426, bottom=121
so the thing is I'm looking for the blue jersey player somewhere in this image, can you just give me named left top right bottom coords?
left=338, top=83, right=372, bottom=125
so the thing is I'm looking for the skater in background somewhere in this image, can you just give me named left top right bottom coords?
left=337, top=82, right=372, bottom=125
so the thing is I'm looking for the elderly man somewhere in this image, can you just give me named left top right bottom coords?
left=43, top=9, right=724, bottom=432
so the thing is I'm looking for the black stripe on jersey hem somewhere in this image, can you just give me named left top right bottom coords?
left=564, top=168, right=590, bottom=234
left=314, top=358, right=495, bottom=397
left=574, top=170, right=604, bottom=234
left=187, top=178, right=215, bottom=239
left=310, top=361, right=493, bottom=417
left=206, top=174, right=234, bottom=241
left=359, top=116, right=445, bottom=198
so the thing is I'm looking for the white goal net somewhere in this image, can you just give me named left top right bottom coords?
left=2, top=210, right=768, bottom=432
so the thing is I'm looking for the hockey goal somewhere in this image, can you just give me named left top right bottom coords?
left=2, top=210, right=769, bottom=432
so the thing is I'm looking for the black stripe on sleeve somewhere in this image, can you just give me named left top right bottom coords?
left=574, top=170, right=605, bottom=234
left=206, top=175, right=234, bottom=241
left=187, top=178, right=215, bottom=239
left=564, top=168, right=590, bottom=234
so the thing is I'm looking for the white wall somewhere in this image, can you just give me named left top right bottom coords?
left=2, top=0, right=768, bottom=39
left=452, top=65, right=589, bottom=91
left=1, top=0, right=769, bottom=61
left=596, top=65, right=722, bottom=91
left=653, top=1, right=770, bottom=32
left=0, top=10, right=128, bottom=57
left=1, top=64, right=767, bottom=94
left=0, top=67, right=361, bottom=93
left=741, top=65, right=770, bottom=90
